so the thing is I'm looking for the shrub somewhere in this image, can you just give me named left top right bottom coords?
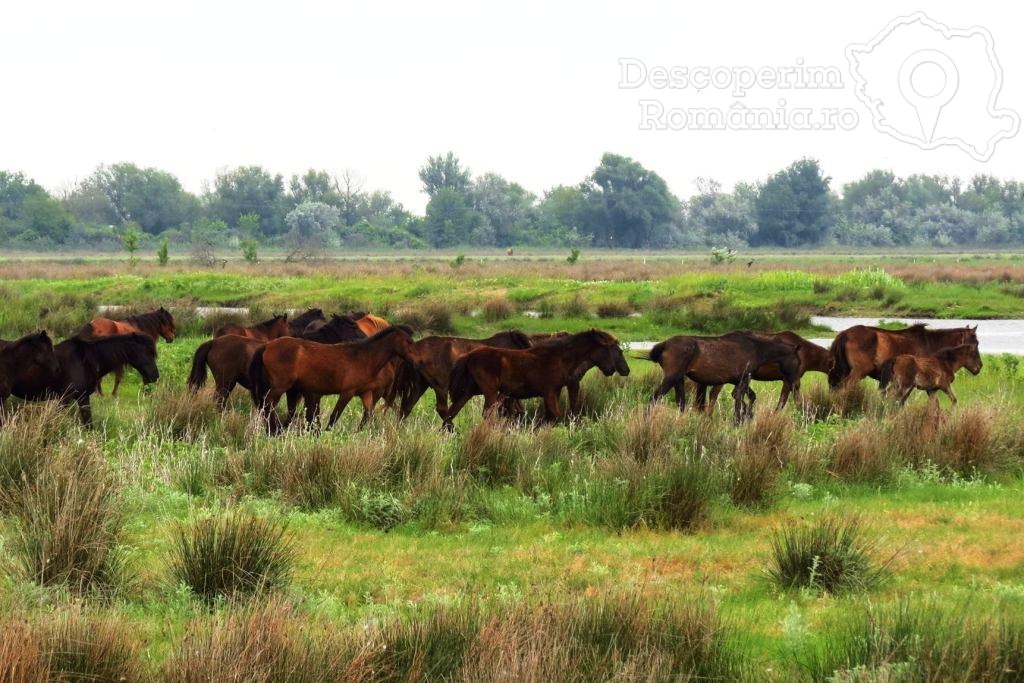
left=392, top=300, right=456, bottom=334
left=6, top=449, right=128, bottom=594
left=168, top=511, right=295, bottom=603
left=595, top=300, right=632, bottom=318
left=767, top=514, right=888, bottom=594
left=0, top=402, right=78, bottom=508
left=456, top=419, right=526, bottom=486
left=147, top=384, right=220, bottom=440
left=482, top=296, right=514, bottom=322
left=560, top=294, right=591, bottom=318
left=830, top=424, right=891, bottom=481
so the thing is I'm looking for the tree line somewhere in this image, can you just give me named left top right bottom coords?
left=2, top=153, right=1023, bottom=254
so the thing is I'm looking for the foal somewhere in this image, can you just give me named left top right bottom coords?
left=878, top=343, right=982, bottom=408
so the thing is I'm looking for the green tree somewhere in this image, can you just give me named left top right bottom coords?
left=582, top=153, right=680, bottom=248
left=207, top=166, right=287, bottom=237
left=157, top=238, right=169, bottom=265
left=753, top=159, right=835, bottom=246
left=472, top=173, right=538, bottom=246
left=0, top=172, right=73, bottom=244
left=284, top=201, right=339, bottom=260
left=418, top=152, right=472, bottom=198
left=121, top=223, right=141, bottom=264
left=71, top=163, right=198, bottom=235
left=422, top=187, right=481, bottom=247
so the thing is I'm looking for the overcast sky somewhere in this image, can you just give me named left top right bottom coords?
left=2, top=1, right=1021, bottom=212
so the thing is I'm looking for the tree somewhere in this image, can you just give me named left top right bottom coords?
left=418, top=152, right=471, bottom=198
left=685, top=178, right=757, bottom=248
left=753, top=159, right=835, bottom=246
left=207, top=166, right=287, bottom=236
left=121, top=223, right=141, bottom=264
left=284, top=201, right=339, bottom=260
left=472, top=173, right=538, bottom=246
left=581, top=153, right=680, bottom=248
left=70, top=163, right=198, bottom=235
left=422, top=187, right=481, bottom=247
left=0, top=172, right=73, bottom=244
left=189, top=218, right=228, bottom=265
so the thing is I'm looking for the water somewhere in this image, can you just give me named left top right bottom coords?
left=809, top=316, right=1024, bottom=355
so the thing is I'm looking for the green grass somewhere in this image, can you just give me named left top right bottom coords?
left=3, top=254, right=1024, bottom=678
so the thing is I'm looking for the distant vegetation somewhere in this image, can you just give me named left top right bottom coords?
left=2, top=153, right=1023, bottom=254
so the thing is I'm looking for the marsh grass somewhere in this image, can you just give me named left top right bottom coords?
left=6, top=446, right=129, bottom=595
left=805, top=600, right=1024, bottom=682
left=0, top=402, right=80, bottom=508
left=482, top=296, right=514, bottom=322
left=767, top=514, right=889, bottom=594
left=168, top=511, right=295, bottom=603
left=0, top=608, right=143, bottom=682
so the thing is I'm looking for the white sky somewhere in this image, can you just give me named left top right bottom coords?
left=1, top=1, right=1022, bottom=213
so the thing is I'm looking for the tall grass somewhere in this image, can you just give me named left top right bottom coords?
left=0, top=402, right=79, bottom=508
left=5, top=446, right=129, bottom=595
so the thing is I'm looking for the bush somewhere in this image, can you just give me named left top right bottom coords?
left=830, top=423, right=891, bottom=481
left=456, top=419, right=526, bottom=486
left=0, top=402, right=78, bottom=508
left=168, top=511, right=295, bottom=603
left=147, top=384, right=220, bottom=440
left=481, top=296, right=514, bottom=322
left=560, top=294, right=591, bottom=318
left=767, top=514, right=888, bottom=594
left=392, top=300, right=455, bottom=334
left=595, top=300, right=632, bottom=318
left=6, top=448, right=128, bottom=594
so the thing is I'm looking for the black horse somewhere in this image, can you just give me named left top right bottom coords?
left=7, top=332, right=159, bottom=425
left=299, top=314, right=367, bottom=343
left=0, top=331, right=61, bottom=419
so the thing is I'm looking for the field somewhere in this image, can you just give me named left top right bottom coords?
left=3, top=252, right=1024, bottom=681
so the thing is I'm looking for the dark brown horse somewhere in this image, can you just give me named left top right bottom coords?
left=645, top=332, right=800, bottom=422
left=700, top=331, right=831, bottom=410
left=187, top=334, right=269, bottom=407
left=878, top=343, right=982, bottom=407
left=397, top=330, right=533, bottom=421
left=215, top=314, right=289, bottom=341
left=249, top=325, right=416, bottom=433
left=445, top=329, right=629, bottom=429
left=828, top=323, right=979, bottom=389
left=529, top=331, right=592, bottom=416
left=300, top=314, right=367, bottom=343
left=81, top=307, right=175, bottom=396
left=288, top=308, right=325, bottom=336
left=7, top=333, right=159, bottom=425
left=0, top=331, right=60, bottom=418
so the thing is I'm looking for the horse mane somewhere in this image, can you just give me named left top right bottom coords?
left=934, top=344, right=976, bottom=361
left=353, top=324, right=413, bottom=345
left=6, top=330, right=52, bottom=351
left=252, top=314, right=287, bottom=331
left=487, top=329, right=532, bottom=347
left=125, top=308, right=172, bottom=336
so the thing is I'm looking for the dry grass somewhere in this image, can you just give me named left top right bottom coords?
left=481, top=296, right=514, bottom=322
left=830, top=422, right=892, bottom=481
left=0, top=402, right=79, bottom=508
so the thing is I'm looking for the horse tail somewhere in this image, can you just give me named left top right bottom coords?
left=389, top=359, right=420, bottom=410
left=877, top=358, right=896, bottom=391
left=448, top=355, right=478, bottom=405
left=187, top=339, right=213, bottom=391
left=828, top=332, right=851, bottom=389
left=645, top=340, right=668, bottom=365
left=248, top=346, right=270, bottom=408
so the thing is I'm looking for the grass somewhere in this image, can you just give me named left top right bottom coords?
left=2, top=254, right=1024, bottom=677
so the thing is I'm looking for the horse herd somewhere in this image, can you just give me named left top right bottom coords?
left=0, top=306, right=984, bottom=430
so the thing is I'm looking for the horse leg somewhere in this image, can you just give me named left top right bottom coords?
left=706, top=384, right=724, bottom=413
left=898, top=385, right=913, bottom=406
left=216, top=382, right=234, bottom=410
left=944, top=384, right=958, bottom=406
left=77, top=395, right=93, bottom=427
left=400, top=377, right=429, bottom=419
left=111, top=366, right=124, bottom=397
left=542, top=389, right=562, bottom=424
left=357, top=392, right=375, bottom=429
left=283, top=389, right=301, bottom=428
left=652, top=374, right=676, bottom=404
left=732, top=376, right=751, bottom=424
left=746, top=386, right=757, bottom=420
left=327, top=394, right=354, bottom=429
left=927, top=389, right=940, bottom=411
left=567, top=379, right=581, bottom=417
left=434, top=388, right=450, bottom=424
left=303, top=393, right=321, bottom=430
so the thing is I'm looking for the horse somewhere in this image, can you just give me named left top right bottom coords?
left=351, top=312, right=390, bottom=337
left=300, top=314, right=367, bottom=343
left=214, top=314, right=290, bottom=341
left=0, top=331, right=60, bottom=419
left=698, top=331, right=831, bottom=411
left=645, top=332, right=801, bottom=423
left=878, top=343, right=982, bottom=408
left=7, top=333, right=159, bottom=425
left=248, top=325, right=416, bottom=433
left=397, top=330, right=533, bottom=422
left=81, top=307, right=175, bottom=396
left=187, top=334, right=269, bottom=408
left=445, top=329, right=629, bottom=430
left=529, top=331, right=593, bottom=417
left=288, top=308, right=325, bottom=336
left=828, top=323, right=979, bottom=389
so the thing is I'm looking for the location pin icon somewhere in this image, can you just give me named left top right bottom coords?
left=898, top=50, right=959, bottom=142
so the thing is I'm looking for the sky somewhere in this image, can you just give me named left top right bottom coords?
left=1, top=1, right=1022, bottom=213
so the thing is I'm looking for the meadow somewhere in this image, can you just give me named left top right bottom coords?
left=3, top=252, right=1024, bottom=681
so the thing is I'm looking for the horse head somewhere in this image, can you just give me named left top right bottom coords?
left=158, top=307, right=176, bottom=342
left=125, top=333, right=160, bottom=384
left=584, top=329, right=630, bottom=377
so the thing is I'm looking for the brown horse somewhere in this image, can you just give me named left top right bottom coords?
left=398, top=330, right=533, bottom=421
left=645, top=332, right=801, bottom=423
left=248, top=325, right=416, bottom=433
left=288, top=308, right=325, bottom=336
left=187, top=334, right=269, bottom=407
left=81, top=307, right=175, bottom=396
left=8, top=333, right=158, bottom=425
left=828, top=323, right=978, bottom=389
left=0, top=331, right=60, bottom=419
left=300, top=314, right=367, bottom=343
left=352, top=312, right=390, bottom=336
left=700, top=331, right=832, bottom=410
left=878, top=344, right=982, bottom=407
left=445, top=329, right=629, bottom=429
left=528, top=331, right=594, bottom=417
left=215, top=314, right=290, bottom=341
